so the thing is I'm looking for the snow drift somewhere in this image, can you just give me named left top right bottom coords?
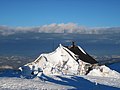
left=88, top=65, right=120, bottom=78
left=19, top=44, right=120, bottom=79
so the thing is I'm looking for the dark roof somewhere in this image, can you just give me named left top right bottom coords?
left=65, top=45, right=98, bottom=64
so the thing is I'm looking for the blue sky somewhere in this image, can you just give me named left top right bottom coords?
left=0, top=0, right=120, bottom=27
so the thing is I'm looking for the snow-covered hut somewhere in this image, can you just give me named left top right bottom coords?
left=19, top=43, right=98, bottom=76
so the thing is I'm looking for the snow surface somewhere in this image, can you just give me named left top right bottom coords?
left=84, top=75, right=120, bottom=88
left=0, top=74, right=120, bottom=90
left=0, top=77, right=73, bottom=90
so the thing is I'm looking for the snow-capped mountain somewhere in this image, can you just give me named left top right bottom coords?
left=19, top=44, right=120, bottom=79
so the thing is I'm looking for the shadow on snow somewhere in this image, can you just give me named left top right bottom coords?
left=0, top=69, right=120, bottom=90
left=39, top=73, right=120, bottom=90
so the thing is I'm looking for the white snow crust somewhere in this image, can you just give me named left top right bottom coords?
left=0, top=75, right=120, bottom=90
left=0, top=77, right=74, bottom=90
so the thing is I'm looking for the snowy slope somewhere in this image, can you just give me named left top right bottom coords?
left=0, top=66, right=120, bottom=89
left=84, top=75, right=120, bottom=88
left=0, top=77, right=73, bottom=90
left=0, top=75, right=120, bottom=90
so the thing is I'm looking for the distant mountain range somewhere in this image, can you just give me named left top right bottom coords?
left=0, top=23, right=120, bottom=36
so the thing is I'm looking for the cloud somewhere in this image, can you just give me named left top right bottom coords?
left=0, top=23, right=120, bottom=36
left=38, top=23, right=87, bottom=33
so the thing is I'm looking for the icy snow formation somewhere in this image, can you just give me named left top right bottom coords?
left=19, top=44, right=120, bottom=79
